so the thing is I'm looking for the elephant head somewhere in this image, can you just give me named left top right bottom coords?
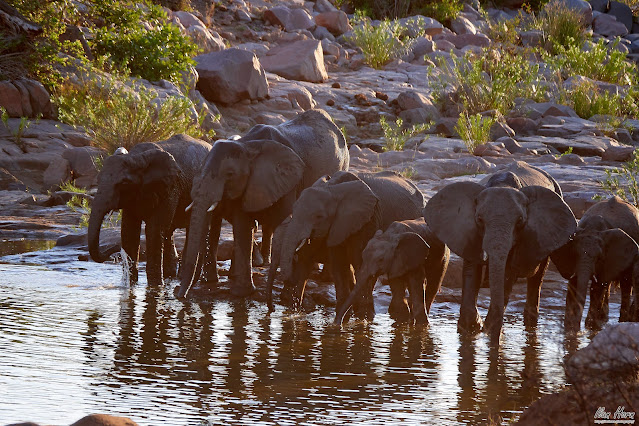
left=177, top=139, right=305, bottom=298
left=424, top=182, right=576, bottom=335
left=333, top=227, right=430, bottom=325
left=552, top=219, right=639, bottom=331
left=88, top=145, right=181, bottom=263
left=279, top=172, right=380, bottom=307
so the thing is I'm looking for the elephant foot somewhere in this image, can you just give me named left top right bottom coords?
left=128, top=268, right=138, bottom=285
left=252, top=250, right=264, bottom=267
left=354, top=301, right=375, bottom=321
left=413, top=312, right=429, bottom=326
left=585, top=312, right=606, bottom=331
left=523, top=308, right=539, bottom=330
left=483, top=309, right=504, bottom=338
left=389, top=298, right=410, bottom=322
left=164, top=263, right=178, bottom=279
left=231, top=280, right=256, bottom=297
left=458, top=310, right=483, bottom=335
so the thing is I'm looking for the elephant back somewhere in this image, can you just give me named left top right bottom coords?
left=239, top=110, right=349, bottom=191
left=150, top=134, right=212, bottom=183
left=480, top=161, right=562, bottom=196
left=581, top=196, right=639, bottom=242
left=358, top=171, right=424, bottom=230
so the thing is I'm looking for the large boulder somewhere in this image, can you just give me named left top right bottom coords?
left=608, top=0, right=633, bottom=31
left=0, top=79, right=53, bottom=118
left=593, top=13, right=629, bottom=36
left=195, top=48, right=268, bottom=105
left=264, top=6, right=315, bottom=32
left=62, top=146, right=105, bottom=188
left=315, top=11, right=351, bottom=35
left=0, top=80, right=24, bottom=117
left=185, top=26, right=225, bottom=53
left=260, top=40, right=328, bottom=83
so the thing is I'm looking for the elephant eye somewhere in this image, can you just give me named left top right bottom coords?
left=516, top=215, right=524, bottom=227
left=476, top=215, right=484, bottom=226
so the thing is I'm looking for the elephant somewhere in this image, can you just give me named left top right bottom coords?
left=334, top=218, right=450, bottom=326
left=551, top=196, right=639, bottom=332
left=176, top=109, right=349, bottom=299
left=424, top=161, right=577, bottom=337
left=279, top=170, right=426, bottom=315
left=88, top=134, right=212, bottom=285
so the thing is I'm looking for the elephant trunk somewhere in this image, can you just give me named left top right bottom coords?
left=334, top=268, right=376, bottom=325
left=483, top=227, right=513, bottom=337
left=279, top=221, right=313, bottom=309
left=565, top=259, right=593, bottom=331
left=177, top=203, right=209, bottom=298
left=88, top=192, right=113, bottom=263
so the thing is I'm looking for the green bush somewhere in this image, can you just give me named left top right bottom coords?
left=544, top=39, right=637, bottom=85
left=430, top=49, right=546, bottom=115
left=599, top=149, right=639, bottom=207
left=55, top=80, right=212, bottom=153
left=347, top=12, right=420, bottom=69
left=455, top=112, right=496, bottom=153
left=343, top=0, right=461, bottom=20
left=531, top=1, right=588, bottom=52
left=564, top=80, right=622, bottom=119
left=414, top=0, right=463, bottom=24
left=380, top=116, right=429, bottom=151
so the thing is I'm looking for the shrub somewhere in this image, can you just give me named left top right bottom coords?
left=55, top=80, right=212, bottom=153
left=563, top=80, right=623, bottom=119
left=455, top=112, right=496, bottom=153
left=342, top=0, right=461, bottom=21
left=598, top=149, right=639, bottom=208
left=430, top=48, right=546, bottom=115
left=67, top=194, right=121, bottom=229
left=544, top=39, right=637, bottom=85
left=414, top=0, right=462, bottom=24
left=347, top=12, right=420, bottom=69
left=531, top=1, right=588, bottom=52
left=380, top=116, right=429, bottom=151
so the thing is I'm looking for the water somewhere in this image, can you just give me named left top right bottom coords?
left=0, top=243, right=614, bottom=425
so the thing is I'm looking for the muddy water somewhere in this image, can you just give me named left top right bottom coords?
left=0, top=244, right=619, bottom=425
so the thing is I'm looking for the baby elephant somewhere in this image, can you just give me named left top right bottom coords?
left=334, top=218, right=450, bottom=326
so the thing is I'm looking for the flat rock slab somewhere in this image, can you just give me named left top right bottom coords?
left=519, top=135, right=618, bottom=157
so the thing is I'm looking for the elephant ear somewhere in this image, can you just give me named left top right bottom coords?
left=550, top=239, right=577, bottom=280
left=130, top=148, right=181, bottom=188
left=423, top=181, right=484, bottom=262
left=511, top=186, right=577, bottom=273
left=389, top=232, right=430, bottom=279
left=326, top=180, right=379, bottom=247
left=242, top=140, right=305, bottom=212
left=597, top=228, right=639, bottom=282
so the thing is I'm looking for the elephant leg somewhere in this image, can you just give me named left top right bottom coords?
left=121, top=212, right=141, bottom=284
left=259, top=223, right=273, bottom=266
left=586, top=279, right=609, bottom=330
left=524, top=257, right=549, bottom=329
left=162, top=232, right=178, bottom=279
left=565, top=275, right=587, bottom=333
left=230, top=212, right=256, bottom=297
left=388, top=279, right=410, bottom=322
left=620, top=274, right=632, bottom=322
left=458, top=261, right=483, bottom=334
left=201, top=212, right=221, bottom=284
left=145, top=221, right=164, bottom=286
left=424, top=251, right=447, bottom=314
left=407, top=269, right=428, bottom=325
left=330, top=252, right=360, bottom=318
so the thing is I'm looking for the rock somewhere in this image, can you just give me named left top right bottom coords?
left=593, top=13, right=628, bottom=36
left=62, top=131, right=93, bottom=147
left=450, top=16, right=477, bottom=35
left=445, top=33, right=491, bottom=49
left=473, top=142, right=509, bottom=157
left=236, top=9, right=252, bottom=22
left=12, top=79, right=32, bottom=117
left=0, top=81, right=23, bottom=117
left=195, top=48, right=268, bottom=105
left=261, top=40, right=328, bottom=83
left=42, top=157, right=71, bottom=190
left=62, top=146, right=104, bottom=188
left=520, top=102, right=579, bottom=119
left=602, top=145, right=635, bottom=161
left=519, top=135, right=614, bottom=156
left=0, top=167, right=27, bottom=191
left=236, top=42, right=269, bottom=58
left=433, top=117, right=459, bottom=137
left=41, top=190, right=93, bottom=207
left=520, top=30, right=544, bottom=47
left=70, top=414, right=139, bottom=426
left=490, top=121, right=515, bottom=140
left=264, top=6, right=315, bottom=32
left=186, top=26, right=225, bottom=53
left=23, top=79, right=53, bottom=119
left=398, top=107, right=439, bottom=124
left=412, top=37, right=435, bottom=57
left=421, top=17, right=444, bottom=36
left=548, top=0, right=593, bottom=24
left=315, top=11, right=351, bottom=35
left=566, top=323, right=639, bottom=380
left=434, top=39, right=456, bottom=52
left=497, top=136, right=529, bottom=154
left=608, top=0, right=633, bottom=32
left=506, top=117, right=539, bottom=135
left=314, top=0, right=338, bottom=13
left=173, top=10, right=206, bottom=29
left=589, top=0, right=609, bottom=13
left=395, top=90, right=433, bottom=110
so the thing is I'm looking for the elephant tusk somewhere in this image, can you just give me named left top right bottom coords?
left=295, top=239, right=308, bottom=253
left=185, top=202, right=194, bottom=212
left=482, top=251, right=488, bottom=262
left=207, top=202, right=218, bottom=212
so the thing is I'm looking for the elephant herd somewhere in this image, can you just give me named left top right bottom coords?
left=88, top=109, right=639, bottom=338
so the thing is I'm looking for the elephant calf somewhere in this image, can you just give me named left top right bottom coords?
left=279, top=170, right=426, bottom=315
left=334, top=218, right=450, bottom=326
left=88, top=134, right=212, bottom=285
left=552, top=196, right=639, bottom=332
left=424, top=161, right=577, bottom=338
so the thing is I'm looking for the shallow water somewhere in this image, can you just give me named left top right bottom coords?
left=0, top=244, right=618, bottom=425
